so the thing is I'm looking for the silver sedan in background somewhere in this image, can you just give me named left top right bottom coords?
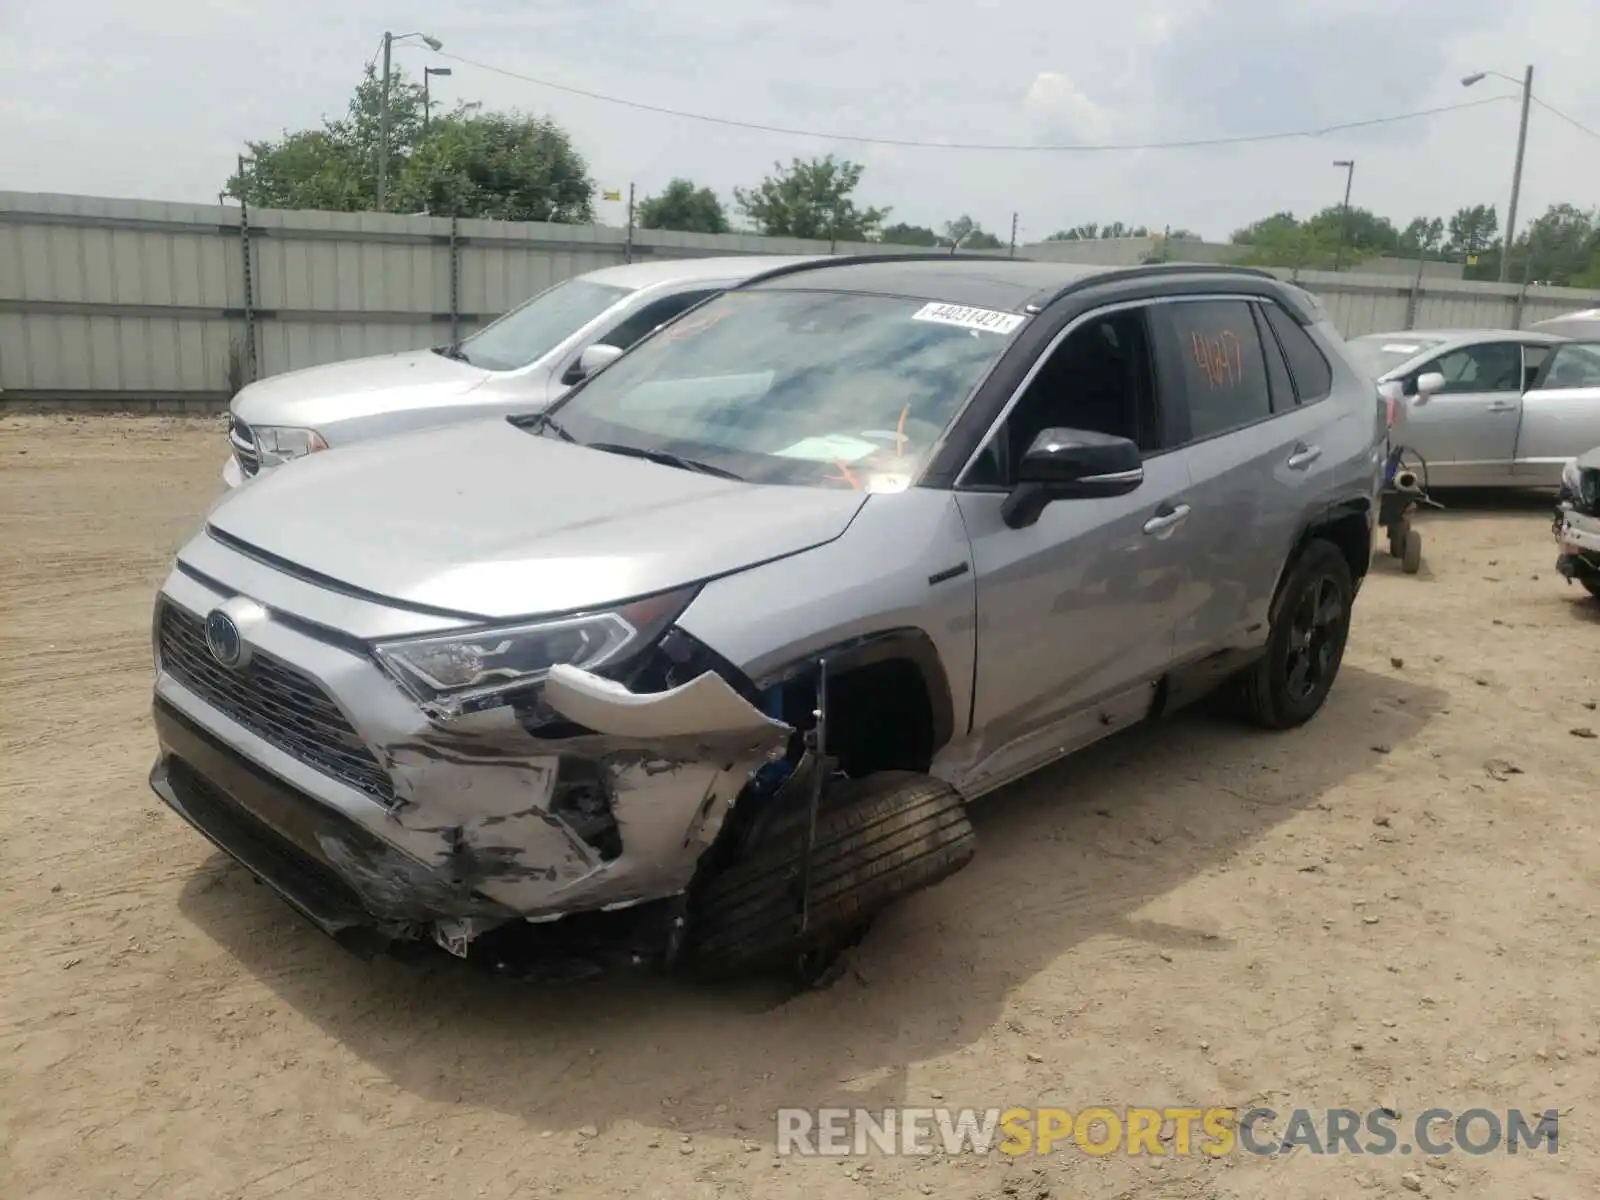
left=223, top=254, right=824, bottom=488
left=1346, top=327, right=1600, bottom=488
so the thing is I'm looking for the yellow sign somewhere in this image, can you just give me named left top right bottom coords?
left=602, top=189, right=622, bottom=201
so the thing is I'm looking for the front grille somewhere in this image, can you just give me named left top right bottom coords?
left=229, top=417, right=260, bottom=478
left=157, top=602, right=395, bottom=804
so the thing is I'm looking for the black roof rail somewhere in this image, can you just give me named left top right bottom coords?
left=729, top=251, right=1035, bottom=289
left=1025, top=260, right=1284, bottom=311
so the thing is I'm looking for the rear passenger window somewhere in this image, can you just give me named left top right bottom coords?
left=1252, top=303, right=1295, bottom=412
left=1159, top=300, right=1273, bottom=440
left=1262, top=302, right=1333, bottom=403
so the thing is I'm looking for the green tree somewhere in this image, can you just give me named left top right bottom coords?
left=733, top=155, right=889, bottom=240
left=1301, top=205, right=1400, bottom=259
left=636, top=179, right=730, bottom=234
left=395, top=111, right=595, bottom=222
left=1504, top=203, right=1599, bottom=285
left=224, top=64, right=594, bottom=222
left=1398, top=216, right=1446, bottom=255
left=942, top=215, right=1005, bottom=250
left=1045, top=222, right=1151, bottom=240
left=1445, top=204, right=1500, bottom=263
left=1230, top=211, right=1329, bottom=267
left=879, top=222, right=941, bottom=246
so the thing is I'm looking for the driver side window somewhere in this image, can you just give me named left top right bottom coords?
left=965, top=308, right=1159, bottom=488
left=1412, top=342, right=1522, bottom=395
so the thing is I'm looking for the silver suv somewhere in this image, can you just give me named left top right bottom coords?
left=149, top=256, right=1383, bottom=982
left=222, top=255, right=822, bottom=488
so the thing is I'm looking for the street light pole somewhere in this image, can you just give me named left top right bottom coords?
left=375, top=30, right=443, bottom=213
left=1332, top=159, right=1355, bottom=272
left=423, top=66, right=451, bottom=131
left=1461, top=64, right=1534, bottom=283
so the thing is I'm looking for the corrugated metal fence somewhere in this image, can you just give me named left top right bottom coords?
left=3, top=190, right=1599, bottom=411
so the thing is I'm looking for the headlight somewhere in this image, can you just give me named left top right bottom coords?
left=1561, top=458, right=1581, bottom=493
left=373, top=586, right=698, bottom=718
left=254, top=425, right=329, bottom=465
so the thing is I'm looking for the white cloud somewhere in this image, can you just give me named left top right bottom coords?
left=1024, top=72, right=1112, bottom=143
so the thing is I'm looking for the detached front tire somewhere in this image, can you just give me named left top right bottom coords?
left=684, top=771, right=975, bottom=980
left=1239, top=538, right=1354, bottom=730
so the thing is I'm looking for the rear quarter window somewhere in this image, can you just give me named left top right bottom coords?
left=1262, top=302, right=1334, bottom=403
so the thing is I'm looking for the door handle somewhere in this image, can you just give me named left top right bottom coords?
left=1486, top=401, right=1518, bottom=412
left=1287, top=443, right=1322, bottom=470
left=1142, top=502, right=1192, bottom=536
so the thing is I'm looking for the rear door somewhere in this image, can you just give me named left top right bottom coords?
left=1145, top=296, right=1331, bottom=664
left=1393, top=340, right=1524, bottom=485
left=1512, top=341, right=1600, bottom=485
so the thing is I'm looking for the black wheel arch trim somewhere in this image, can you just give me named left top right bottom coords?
left=1268, top=497, right=1372, bottom=625
left=750, top=627, right=958, bottom=753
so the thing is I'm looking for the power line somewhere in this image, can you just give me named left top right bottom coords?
left=1529, top=94, right=1600, bottom=144
left=433, top=51, right=1517, bottom=153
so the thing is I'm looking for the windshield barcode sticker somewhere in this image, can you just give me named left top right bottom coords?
left=911, top=302, right=1025, bottom=335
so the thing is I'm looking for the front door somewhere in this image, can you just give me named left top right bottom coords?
left=1513, top=341, right=1600, bottom=485
left=1396, top=340, right=1524, bottom=485
left=953, top=304, right=1191, bottom=796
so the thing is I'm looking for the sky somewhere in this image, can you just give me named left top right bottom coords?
left=2, top=0, right=1599, bottom=244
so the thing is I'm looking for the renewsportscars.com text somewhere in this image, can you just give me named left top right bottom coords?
left=775, top=1106, right=1560, bottom=1157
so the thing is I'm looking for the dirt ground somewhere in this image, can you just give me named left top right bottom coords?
left=2, top=413, right=1597, bottom=1200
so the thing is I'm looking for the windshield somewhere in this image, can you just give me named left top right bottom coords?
left=1345, top=335, right=1445, bottom=380
left=457, top=278, right=631, bottom=371
left=538, top=289, right=1024, bottom=489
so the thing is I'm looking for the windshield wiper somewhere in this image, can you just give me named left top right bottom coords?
left=508, top=410, right=576, bottom=441
left=432, top=342, right=472, bottom=364
left=587, top=442, right=744, bottom=481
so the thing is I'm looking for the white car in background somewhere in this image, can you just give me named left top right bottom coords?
left=1346, top=327, right=1600, bottom=488
left=223, top=255, right=823, bottom=487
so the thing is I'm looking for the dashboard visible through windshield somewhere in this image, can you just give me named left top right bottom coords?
left=530, top=289, right=1026, bottom=491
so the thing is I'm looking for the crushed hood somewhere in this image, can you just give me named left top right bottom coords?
left=231, top=349, right=493, bottom=432
left=202, top=417, right=870, bottom=620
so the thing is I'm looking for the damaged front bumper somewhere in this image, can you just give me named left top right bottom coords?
left=1554, top=505, right=1600, bottom=582
left=150, top=565, right=794, bottom=959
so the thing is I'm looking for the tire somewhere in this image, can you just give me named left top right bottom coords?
left=1582, top=578, right=1600, bottom=600
left=684, top=771, right=975, bottom=978
left=1401, top=529, right=1423, bottom=575
left=1238, top=538, right=1354, bottom=730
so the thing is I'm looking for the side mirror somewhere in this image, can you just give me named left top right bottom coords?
left=571, top=343, right=624, bottom=382
left=1413, top=371, right=1446, bottom=406
left=1000, top=427, right=1144, bottom=529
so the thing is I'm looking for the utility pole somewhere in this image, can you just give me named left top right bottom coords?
left=1501, top=64, right=1534, bottom=284
left=1008, top=212, right=1018, bottom=258
left=624, top=183, right=635, bottom=264
left=1332, top=159, right=1355, bottom=272
left=377, top=31, right=393, bottom=212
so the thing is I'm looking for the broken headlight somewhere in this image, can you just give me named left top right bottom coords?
left=1561, top=458, right=1581, bottom=496
left=373, top=586, right=698, bottom=717
left=254, top=425, right=329, bottom=466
